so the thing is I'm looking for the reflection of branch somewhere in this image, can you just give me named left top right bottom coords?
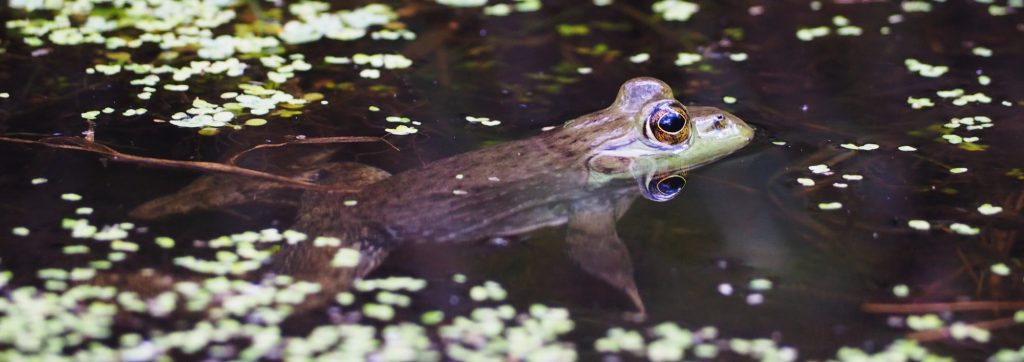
left=0, top=136, right=360, bottom=192
left=7, top=81, right=112, bottom=120
left=906, top=317, right=1017, bottom=342
left=863, top=300, right=1024, bottom=313
left=611, top=3, right=704, bottom=48
left=226, top=136, right=398, bottom=165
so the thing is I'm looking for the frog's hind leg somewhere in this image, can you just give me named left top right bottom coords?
left=129, top=171, right=303, bottom=219
left=129, top=149, right=389, bottom=220
left=565, top=198, right=646, bottom=316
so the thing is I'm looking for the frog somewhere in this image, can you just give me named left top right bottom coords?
left=131, top=77, right=754, bottom=314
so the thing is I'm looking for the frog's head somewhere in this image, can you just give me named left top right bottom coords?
left=571, top=77, right=754, bottom=185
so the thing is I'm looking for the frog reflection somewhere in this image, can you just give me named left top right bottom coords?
left=132, top=77, right=754, bottom=313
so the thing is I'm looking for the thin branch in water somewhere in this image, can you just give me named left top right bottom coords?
left=906, top=317, right=1018, bottom=342
left=0, top=136, right=360, bottom=192
left=863, top=300, right=1024, bottom=314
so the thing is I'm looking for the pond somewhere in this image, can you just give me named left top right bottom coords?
left=1, top=0, right=1023, bottom=360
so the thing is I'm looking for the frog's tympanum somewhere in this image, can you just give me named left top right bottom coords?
left=132, top=77, right=754, bottom=314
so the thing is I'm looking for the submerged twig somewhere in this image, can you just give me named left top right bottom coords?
left=83, top=120, right=95, bottom=143
left=906, top=317, right=1018, bottom=342
left=863, top=300, right=1024, bottom=314
left=610, top=3, right=705, bottom=49
left=0, top=135, right=360, bottom=192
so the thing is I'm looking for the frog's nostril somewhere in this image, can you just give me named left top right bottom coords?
left=710, top=114, right=728, bottom=130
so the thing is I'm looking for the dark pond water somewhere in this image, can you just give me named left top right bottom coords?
left=1, top=0, right=1023, bottom=360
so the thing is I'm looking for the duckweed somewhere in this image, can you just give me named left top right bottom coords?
left=629, top=53, right=651, bottom=63
left=11, top=227, right=30, bottom=236
left=907, top=314, right=944, bottom=331
left=990, top=263, right=1011, bottom=276
left=437, top=0, right=488, bottom=7
left=949, top=222, right=980, bottom=236
left=385, top=124, right=418, bottom=136
left=834, top=340, right=947, bottom=361
left=243, top=118, right=267, bottom=127
left=421, top=311, right=445, bottom=325
left=808, top=164, right=832, bottom=174
left=674, top=52, right=702, bottom=66
left=466, top=116, right=501, bottom=126
left=951, top=92, right=993, bottom=106
left=749, top=278, right=773, bottom=291
left=360, top=69, right=381, bottom=79
left=336, top=292, right=355, bottom=306
left=352, top=53, right=414, bottom=69
left=796, top=26, right=829, bottom=41
left=313, top=236, right=342, bottom=247
left=818, top=202, right=842, bottom=210
left=907, top=220, right=931, bottom=231
left=331, top=248, right=361, bottom=268
left=363, top=303, right=396, bottom=321
left=905, top=59, right=948, bottom=77
left=63, top=245, right=89, bottom=254
left=907, top=96, right=934, bottom=109
left=652, top=0, right=699, bottom=22
left=840, top=143, right=879, bottom=151
left=154, top=236, right=175, bottom=248
left=970, top=47, right=995, bottom=57
left=893, top=284, right=910, bottom=298
left=977, top=203, right=1003, bottom=215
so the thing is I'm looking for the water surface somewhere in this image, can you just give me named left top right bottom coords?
left=1, top=0, right=1023, bottom=360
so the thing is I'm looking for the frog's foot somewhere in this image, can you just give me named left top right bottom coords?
left=271, top=236, right=393, bottom=312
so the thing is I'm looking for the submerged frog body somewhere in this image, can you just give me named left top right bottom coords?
left=133, top=77, right=753, bottom=314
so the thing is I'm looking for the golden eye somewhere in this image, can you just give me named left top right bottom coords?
left=645, top=102, right=691, bottom=145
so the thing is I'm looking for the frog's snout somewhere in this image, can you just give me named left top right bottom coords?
left=693, top=108, right=754, bottom=147
left=722, top=110, right=755, bottom=145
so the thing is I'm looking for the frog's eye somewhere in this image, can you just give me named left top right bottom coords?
left=642, top=174, right=686, bottom=202
left=645, top=101, right=691, bottom=146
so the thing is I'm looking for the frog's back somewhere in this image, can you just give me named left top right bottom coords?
left=339, top=133, right=600, bottom=243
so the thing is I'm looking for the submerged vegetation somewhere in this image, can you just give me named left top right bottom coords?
left=1, top=0, right=1024, bottom=361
